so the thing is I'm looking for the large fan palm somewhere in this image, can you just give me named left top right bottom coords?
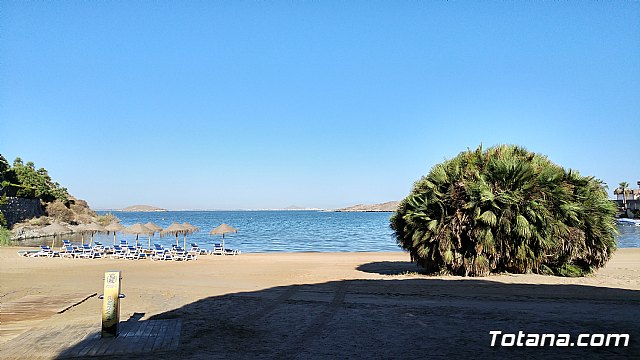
left=391, top=145, right=617, bottom=276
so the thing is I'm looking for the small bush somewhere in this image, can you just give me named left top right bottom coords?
left=0, top=227, right=12, bottom=246
left=96, top=212, right=119, bottom=226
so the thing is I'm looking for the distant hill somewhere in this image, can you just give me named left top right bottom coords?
left=283, top=205, right=323, bottom=210
left=283, top=205, right=305, bottom=210
left=120, top=205, right=167, bottom=212
left=334, top=201, right=400, bottom=212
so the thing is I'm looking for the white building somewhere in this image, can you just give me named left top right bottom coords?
left=614, top=186, right=640, bottom=210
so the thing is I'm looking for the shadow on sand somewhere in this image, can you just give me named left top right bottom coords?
left=356, top=261, right=425, bottom=275
left=56, top=262, right=640, bottom=359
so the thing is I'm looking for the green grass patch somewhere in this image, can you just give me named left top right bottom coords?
left=0, top=227, right=12, bottom=247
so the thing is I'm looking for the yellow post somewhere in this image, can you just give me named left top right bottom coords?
left=101, top=271, right=122, bottom=337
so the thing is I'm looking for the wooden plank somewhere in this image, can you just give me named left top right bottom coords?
left=0, top=319, right=182, bottom=358
left=119, top=321, right=136, bottom=338
left=122, top=324, right=141, bottom=354
left=152, top=321, right=168, bottom=350
left=170, top=320, right=182, bottom=349
left=160, top=320, right=177, bottom=349
left=134, top=320, right=149, bottom=337
left=76, top=335, right=97, bottom=358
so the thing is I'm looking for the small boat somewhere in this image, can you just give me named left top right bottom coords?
left=616, top=218, right=640, bottom=226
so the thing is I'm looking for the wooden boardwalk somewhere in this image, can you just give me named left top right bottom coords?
left=0, top=318, right=181, bottom=359
left=1, top=293, right=181, bottom=358
left=0, top=293, right=96, bottom=344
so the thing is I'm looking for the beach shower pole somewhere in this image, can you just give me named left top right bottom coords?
left=100, top=270, right=125, bottom=338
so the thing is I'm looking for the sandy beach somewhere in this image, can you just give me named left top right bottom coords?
left=1, top=247, right=639, bottom=359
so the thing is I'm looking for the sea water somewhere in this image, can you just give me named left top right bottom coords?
left=617, top=223, right=640, bottom=248
left=15, top=211, right=640, bottom=252
left=94, top=210, right=400, bottom=253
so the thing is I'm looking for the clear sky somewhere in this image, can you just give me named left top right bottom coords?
left=1, top=2, right=639, bottom=210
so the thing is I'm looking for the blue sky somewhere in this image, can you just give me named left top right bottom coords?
left=1, top=2, right=639, bottom=210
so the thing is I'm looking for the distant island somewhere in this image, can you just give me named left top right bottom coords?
left=334, top=201, right=400, bottom=212
left=282, top=205, right=325, bottom=211
left=119, top=205, right=168, bottom=212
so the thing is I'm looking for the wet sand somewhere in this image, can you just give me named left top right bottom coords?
left=1, top=247, right=639, bottom=359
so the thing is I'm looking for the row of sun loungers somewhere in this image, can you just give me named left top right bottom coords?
left=20, top=241, right=240, bottom=261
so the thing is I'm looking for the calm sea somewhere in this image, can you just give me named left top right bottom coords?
left=94, top=210, right=400, bottom=253
left=15, top=211, right=640, bottom=252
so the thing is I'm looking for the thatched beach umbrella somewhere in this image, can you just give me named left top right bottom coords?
left=145, top=222, right=163, bottom=233
left=161, top=223, right=188, bottom=247
left=124, top=223, right=153, bottom=248
left=40, top=222, right=72, bottom=248
left=104, top=222, right=126, bottom=245
left=182, top=222, right=199, bottom=233
left=143, top=222, right=162, bottom=249
left=209, top=223, right=237, bottom=250
left=72, top=223, right=88, bottom=245
left=84, top=222, right=106, bottom=246
left=181, top=222, right=199, bottom=249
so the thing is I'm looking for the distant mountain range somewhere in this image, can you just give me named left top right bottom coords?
left=102, top=202, right=400, bottom=212
left=334, top=201, right=400, bottom=212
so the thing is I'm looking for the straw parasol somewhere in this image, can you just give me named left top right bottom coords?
left=144, top=222, right=163, bottom=249
left=209, top=223, right=237, bottom=250
left=83, top=222, right=106, bottom=246
left=40, top=222, right=72, bottom=248
left=72, top=223, right=88, bottom=245
left=104, top=222, right=126, bottom=245
left=161, top=223, right=188, bottom=247
left=124, top=223, right=153, bottom=248
left=182, top=222, right=199, bottom=233
left=145, top=222, right=163, bottom=233
left=181, top=222, right=199, bottom=249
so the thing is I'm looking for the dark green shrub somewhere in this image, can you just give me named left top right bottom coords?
left=391, top=145, right=618, bottom=277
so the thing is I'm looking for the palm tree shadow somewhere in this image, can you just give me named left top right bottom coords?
left=356, top=261, right=426, bottom=275
left=54, top=275, right=640, bottom=359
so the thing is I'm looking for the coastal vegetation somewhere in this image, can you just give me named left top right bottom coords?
left=0, top=227, right=11, bottom=246
left=0, top=154, right=99, bottom=230
left=391, top=145, right=618, bottom=277
left=0, top=155, right=69, bottom=204
left=614, top=181, right=640, bottom=219
left=96, top=212, right=119, bottom=226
